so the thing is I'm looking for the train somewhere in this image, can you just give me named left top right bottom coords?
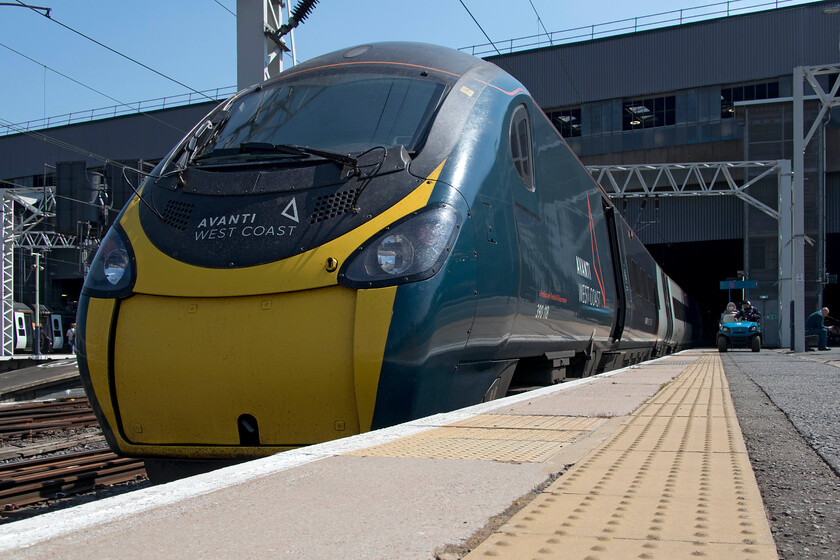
left=76, top=42, right=700, bottom=478
left=13, top=303, right=65, bottom=354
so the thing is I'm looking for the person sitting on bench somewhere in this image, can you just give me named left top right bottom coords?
left=806, top=307, right=831, bottom=351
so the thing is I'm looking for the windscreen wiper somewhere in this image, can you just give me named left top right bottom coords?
left=159, top=114, right=229, bottom=179
left=239, top=142, right=359, bottom=174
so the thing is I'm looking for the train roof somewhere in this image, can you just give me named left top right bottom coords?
left=278, top=42, right=490, bottom=82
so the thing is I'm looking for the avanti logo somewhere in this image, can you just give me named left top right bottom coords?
left=196, top=213, right=257, bottom=228
left=281, top=198, right=299, bottom=223
left=192, top=197, right=301, bottom=242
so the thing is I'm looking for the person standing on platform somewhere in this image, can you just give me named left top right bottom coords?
left=806, top=308, right=831, bottom=351
left=66, top=322, right=76, bottom=353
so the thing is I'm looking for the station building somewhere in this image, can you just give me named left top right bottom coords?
left=0, top=0, right=837, bottom=345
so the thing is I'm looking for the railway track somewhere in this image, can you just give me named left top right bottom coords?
left=0, top=449, right=146, bottom=510
left=0, top=398, right=147, bottom=511
left=0, top=397, right=97, bottom=439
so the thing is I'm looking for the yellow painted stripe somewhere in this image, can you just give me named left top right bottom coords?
left=81, top=298, right=117, bottom=434
left=353, top=286, right=398, bottom=432
left=120, top=160, right=447, bottom=297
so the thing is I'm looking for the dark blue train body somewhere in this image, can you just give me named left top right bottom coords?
left=76, top=42, right=699, bottom=472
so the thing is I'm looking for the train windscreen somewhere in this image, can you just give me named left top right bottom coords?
left=193, top=70, right=447, bottom=161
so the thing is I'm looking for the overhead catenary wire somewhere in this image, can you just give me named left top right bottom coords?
left=454, top=0, right=579, bottom=106
left=530, top=0, right=585, bottom=106
left=1, top=117, right=167, bottom=222
left=457, top=0, right=501, bottom=55
left=0, top=117, right=138, bottom=172
left=500, top=0, right=585, bottom=106
left=0, top=41, right=187, bottom=135
left=14, top=0, right=215, bottom=102
left=525, top=0, right=551, bottom=44
left=0, top=2, right=48, bottom=16
left=211, top=0, right=236, bottom=17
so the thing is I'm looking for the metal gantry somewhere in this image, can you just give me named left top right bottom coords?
left=791, top=63, right=840, bottom=352
left=0, top=187, right=77, bottom=356
left=587, top=161, right=784, bottom=219
left=586, top=160, right=801, bottom=350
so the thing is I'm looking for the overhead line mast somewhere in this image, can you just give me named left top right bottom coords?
left=236, top=0, right=319, bottom=89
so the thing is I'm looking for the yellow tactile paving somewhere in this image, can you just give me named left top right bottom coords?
left=466, top=351, right=779, bottom=560
left=345, top=415, right=606, bottom=463
left=419, top=427, right=591, bottom=442
left=450, top=415, right=607, bottom=431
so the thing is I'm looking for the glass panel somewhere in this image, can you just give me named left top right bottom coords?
left=509, top=105, right=534, bottom=190
left=195, top=70, right=447, bottom=157
left=623, top=96, right=676, bottom=130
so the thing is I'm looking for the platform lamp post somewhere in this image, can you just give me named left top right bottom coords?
left=33, top=252, right=42, bottom=359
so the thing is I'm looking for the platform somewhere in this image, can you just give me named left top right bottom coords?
left=0, top=349, right=779, bottom=559
left=0, top=357, right=79, bottom=402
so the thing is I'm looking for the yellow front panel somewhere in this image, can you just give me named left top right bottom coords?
left=82, top=297, right=118, bottom=429
left=114, top=288, right=361, bottom=445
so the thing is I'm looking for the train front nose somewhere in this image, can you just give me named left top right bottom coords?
left=82, top=285, right=396, bottom=455
left=118, top=290, right=359, bottom=446
left=77, top=159, right=450, bottom=457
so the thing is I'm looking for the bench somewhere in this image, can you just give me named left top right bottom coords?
left=805, top=333, right=820, bottom=351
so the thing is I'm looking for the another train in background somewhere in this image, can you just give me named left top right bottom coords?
left=12, top=303, right=66, bottom=354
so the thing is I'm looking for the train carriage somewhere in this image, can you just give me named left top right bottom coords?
left=76, top=42, right=699, bottom=476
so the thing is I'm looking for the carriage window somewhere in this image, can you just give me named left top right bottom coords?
left=509, top=105, right=534, bottom=191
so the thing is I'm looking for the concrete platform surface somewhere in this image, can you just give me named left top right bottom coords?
left=0, top=349, right=776, bottom=559
left=0, top=358, right=79, bottom=401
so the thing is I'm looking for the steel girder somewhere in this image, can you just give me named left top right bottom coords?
left=0, top=187, right=77, bottom=356
left=586, top=160, right=799, bottom=352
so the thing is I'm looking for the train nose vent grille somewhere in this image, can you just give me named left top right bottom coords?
left=161, top=200, right=194, bottom=231
left=309, top=189, right=357, bottom=224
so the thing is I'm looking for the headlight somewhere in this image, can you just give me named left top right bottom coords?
left=721, top=326, right=731, bottom=333
left=82, top=225, right=136, bottom=298
left=377, top=234, right=415, bottom=275
left=749, top=325, right=757, bottom=332
left=338, top=204, right=461, bottom=288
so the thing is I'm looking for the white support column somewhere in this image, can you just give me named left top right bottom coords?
left=236, top=0, right=285, bottom=90
left=0, top=187, right=80, bottom=357
left=778, top=160, right=792, bottom=349
left=1, top=195, right=14, bottom=357
left=792, top=66, right=807, bottom=353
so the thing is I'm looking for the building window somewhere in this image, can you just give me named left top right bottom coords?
left=623, top=96, right=675, bottom=130
left=509, top=104, right=534, bottom=191
left=546, top=107, right=581, bottom=137
left=721, top=80, right=779, bottom=118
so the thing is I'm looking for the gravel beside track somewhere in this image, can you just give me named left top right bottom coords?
left=723, top=351, right=840, bottom=560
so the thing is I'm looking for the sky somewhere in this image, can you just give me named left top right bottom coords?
left=0, top=0, right=820, bottom=128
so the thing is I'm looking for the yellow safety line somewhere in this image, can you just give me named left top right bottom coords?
left=466, top=351, right=779, bottom=559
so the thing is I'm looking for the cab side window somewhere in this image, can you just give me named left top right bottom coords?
left=509, top=105, right=535, bottom=191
